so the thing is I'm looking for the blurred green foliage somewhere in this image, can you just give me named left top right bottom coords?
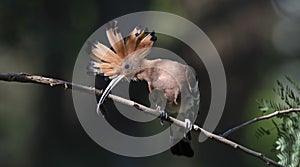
left=256, top=77, right=300, bottom=167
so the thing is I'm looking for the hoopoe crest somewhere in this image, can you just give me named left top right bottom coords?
left=89, top=21, right=157, bottom=113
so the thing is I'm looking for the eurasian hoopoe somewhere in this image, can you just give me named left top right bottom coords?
left=89, top=21, right=199, bottom=157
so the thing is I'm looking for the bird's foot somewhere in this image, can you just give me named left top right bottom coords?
left=184, top=119, right=193, bottom=137
left=156, top=106, right=168, bottom=125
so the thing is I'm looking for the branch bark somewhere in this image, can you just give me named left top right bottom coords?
left=221, top=108, right=300, bottom=137
left=0, top=72, right=284, bottom=167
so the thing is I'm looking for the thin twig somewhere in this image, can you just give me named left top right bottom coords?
left=0, top=72, right=284, bottom=167
left=221, top=108, right=300, bottom=137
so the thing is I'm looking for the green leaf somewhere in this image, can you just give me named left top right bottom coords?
left=258, top=77, right=300, bottom=166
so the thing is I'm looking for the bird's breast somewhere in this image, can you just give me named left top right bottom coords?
left=136, top=59, right=187, bottom=104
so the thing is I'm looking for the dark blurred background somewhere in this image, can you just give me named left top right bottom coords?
left=1, top=0, right=300, bottom=167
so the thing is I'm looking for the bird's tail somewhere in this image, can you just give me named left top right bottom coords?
left=170, top=132, right=194, bottom=157
left=170, top=67, right=199, bottom=158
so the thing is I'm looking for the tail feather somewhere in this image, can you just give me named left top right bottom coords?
left=170, top=139, right=194, bottom=157
left=170, top=132, right=194, bottom=157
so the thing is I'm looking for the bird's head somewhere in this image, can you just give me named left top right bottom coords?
left=89, top=21, right=157, bottom=111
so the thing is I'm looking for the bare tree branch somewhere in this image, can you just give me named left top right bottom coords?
left=221, top=108, right=300, bottom=137
left=0, top=72, right=284, bottom=167
left=0, top=72, right=103, bottom=95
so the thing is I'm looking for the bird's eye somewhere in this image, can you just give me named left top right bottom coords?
left=125, top=64, right=130, bottom=69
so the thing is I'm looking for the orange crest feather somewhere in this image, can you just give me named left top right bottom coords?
left=89, top=21, right=156, bottom=79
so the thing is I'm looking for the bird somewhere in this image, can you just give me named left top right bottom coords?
left=88, top=21, right=200, bottom=157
